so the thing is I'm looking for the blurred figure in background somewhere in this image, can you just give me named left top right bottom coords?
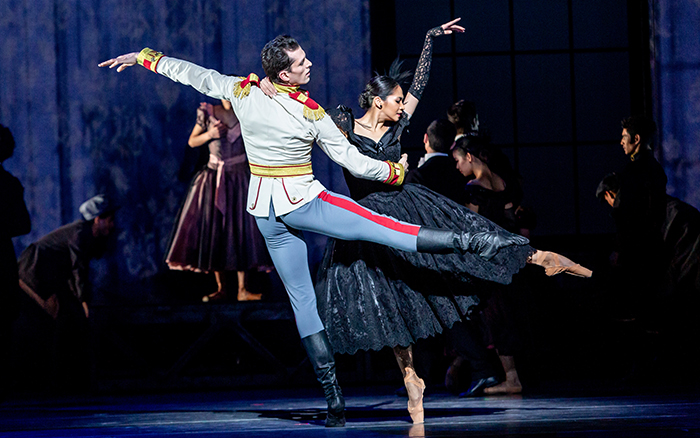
left=0, top=124, right=31, bottom=399
left=17, top=195, right=117, bottom=392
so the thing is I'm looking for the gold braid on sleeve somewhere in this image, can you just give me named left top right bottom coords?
left=137, top=48, right=165, bottom=73
left=383, top=161, right=405, bottom=186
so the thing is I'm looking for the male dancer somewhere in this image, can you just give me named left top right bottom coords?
left=100, top=33, right=526, bottom=426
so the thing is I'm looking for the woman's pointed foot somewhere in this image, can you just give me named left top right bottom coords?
left=404, top=368, right=426, bottom=424
left=529, top=250, right=592, bottom=278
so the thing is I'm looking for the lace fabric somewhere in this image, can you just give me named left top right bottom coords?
left=407, top=26, right=443, bottom=101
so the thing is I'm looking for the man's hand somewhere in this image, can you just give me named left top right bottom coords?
left=98, top=52, right=139, bottom=72
left=259, top=77, right=277, bottom=98
left=399, top=153, right=409, bottom=171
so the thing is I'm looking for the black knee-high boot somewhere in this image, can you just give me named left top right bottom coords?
left=301, top=330, right=346, bottom=427
left=415, top=227, right=528, bottom=260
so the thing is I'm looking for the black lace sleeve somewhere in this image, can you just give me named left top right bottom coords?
left=407, top=26, right=444, bottom=101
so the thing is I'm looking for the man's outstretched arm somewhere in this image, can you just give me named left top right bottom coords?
left=99, top=49, right=239, bottom=102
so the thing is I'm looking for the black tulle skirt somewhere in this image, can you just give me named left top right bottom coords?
left=315, top=183, right=534, bottom=355
left=166, top=162, right=270, bottom=272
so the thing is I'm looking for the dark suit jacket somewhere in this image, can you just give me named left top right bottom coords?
left=612, top=148, right=667, bottom=261
left=405, top=155, right=469, bottom=205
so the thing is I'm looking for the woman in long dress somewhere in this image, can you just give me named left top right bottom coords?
left=166, top=100, right=270, bottom=301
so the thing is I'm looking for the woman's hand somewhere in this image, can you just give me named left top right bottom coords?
left=259, top=76, right=277, bottom=98
left=399, top=153, right=409, bottom=171
left=199, top=102, right=215, bottom=116
left=207, top=120, right=227, bottom=139
left=98, top=52, right=139, bottom=72
left=439, top=17, right=465, bottom=35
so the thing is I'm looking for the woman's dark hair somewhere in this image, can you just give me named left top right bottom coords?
left=358, top=59, right=412, bottom=109
left=447, top=99, right=478, bottom=132
left=261, top=35, right=300, bottom=82
left=0, top=124, right=16, bottom=162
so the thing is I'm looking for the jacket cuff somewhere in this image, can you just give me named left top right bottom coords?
left=137, top=48, right=165, bottom=73
left=383, top=161, right=405, bottom=186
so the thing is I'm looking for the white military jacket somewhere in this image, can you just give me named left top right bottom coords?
left=141, top=50, right=404, bottom=217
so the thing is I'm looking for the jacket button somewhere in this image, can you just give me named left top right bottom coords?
left=291, top=197, right=297, bottom=202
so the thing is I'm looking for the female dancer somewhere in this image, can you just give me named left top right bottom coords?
left=310, top=19, right=591, bottom=422
left=166, top=100, right=270, bottom=301
left=451, top=137, right=531, bottom=394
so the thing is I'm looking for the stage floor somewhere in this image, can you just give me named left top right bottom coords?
left=2, top=385, right=700, bottom=437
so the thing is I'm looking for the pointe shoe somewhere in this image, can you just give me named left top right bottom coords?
left=237, top=289, right=262, bottom=301
left=404, top=368, right=426, bottom=424
left=202, top=290, right=227, bottom=303
left=530, top=251, right=592, bottom=278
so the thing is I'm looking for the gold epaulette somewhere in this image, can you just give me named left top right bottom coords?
left=233, top=73, right=260, bottom=99
left=383, top=161, right=405, bottom=186
left=288, top=91, right=326, bottom=121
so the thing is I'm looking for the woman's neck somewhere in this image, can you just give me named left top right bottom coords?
left=472, top=166, right=505, bottom=192
left=354, top=108, right=392, bottom=141
left=355, top=108, right=389, bottom=131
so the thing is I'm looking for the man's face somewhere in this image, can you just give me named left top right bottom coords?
left=279, top=46, right=312, bottom=86
left=620, top=128, right=640, bottom=156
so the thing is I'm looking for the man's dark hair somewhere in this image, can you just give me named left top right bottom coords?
left=0, top=123, right=16, bottom=162
left=621, top=115, right=657, bottom=148
left=426, top=119, right=456, bottom=153
left=261, top=35, right=300, bottom=83
left=595, top=172, right=620, bottom=202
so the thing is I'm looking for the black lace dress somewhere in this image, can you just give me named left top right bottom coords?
left=315, top=107, right=535, bottom=355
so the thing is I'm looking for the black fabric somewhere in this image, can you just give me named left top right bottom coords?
left=463, top=183, right=522, bottom=234
left=0, top=166, right=31, bottom=321
left=405, top=155, right=469, bottom=205
left=459, top=175, right=532, bottom=356
left=316, top=106, right=534, bottom=355
left=611, top=148, right=668, bottom=320
left=0, top=165, right=31, bottom=398
left=446, top=321, right=499, bottom=380
left=329, top=105, right=409, bottom=201
left=612, top=148, right=667, bottom=262
left=662, top=195, right=700, bottom=295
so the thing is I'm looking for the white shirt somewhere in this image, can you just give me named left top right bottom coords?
left=417, top=152, right=449, bottom=168
left=155, top=57, right=395, bottom=217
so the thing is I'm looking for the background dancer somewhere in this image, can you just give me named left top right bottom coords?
left=166, top=100, right=270, bottom=302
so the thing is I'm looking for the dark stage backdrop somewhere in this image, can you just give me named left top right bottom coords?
left=652, top=0, right=700, bottom=208
left=0, top=0, right=370, bottom=302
